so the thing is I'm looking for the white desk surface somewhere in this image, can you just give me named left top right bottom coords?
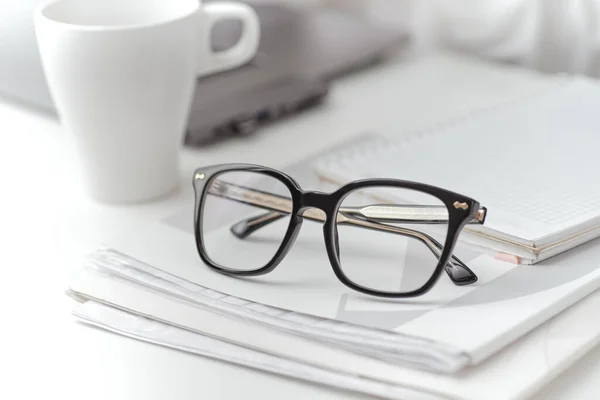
left=2, top=52, right=599, bottom=400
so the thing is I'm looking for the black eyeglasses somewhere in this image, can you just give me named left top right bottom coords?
left=193, top=164, right=487, bottom=298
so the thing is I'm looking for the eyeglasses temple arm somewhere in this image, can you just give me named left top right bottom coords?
left=208, top=179, right=486, bottom=225
left=230, top=211, right=287, bottom=239
left=340, top=204, right=487, bottom=225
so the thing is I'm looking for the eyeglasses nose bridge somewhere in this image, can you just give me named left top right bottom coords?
left=297, top=191, right=334, bottom=219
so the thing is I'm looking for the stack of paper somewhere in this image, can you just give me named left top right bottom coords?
left=69, top=208, right=600, bottom=399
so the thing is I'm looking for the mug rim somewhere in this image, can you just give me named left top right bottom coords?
left=34, top=0, right=200, bottom=31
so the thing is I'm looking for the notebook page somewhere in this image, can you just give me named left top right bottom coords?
left=316, top=78, right=600, bottom=242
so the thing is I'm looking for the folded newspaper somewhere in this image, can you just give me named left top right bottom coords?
left=70, top=261, right=600, bottom=400
left=69, top=213, right=600, bottom=399
left=72, top=290, right=600, bottom=400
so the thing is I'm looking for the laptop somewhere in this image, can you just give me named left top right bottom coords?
left=0, top=1, right=407, bottom=144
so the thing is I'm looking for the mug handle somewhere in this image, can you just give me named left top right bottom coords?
left=197, top=2, right=260, bottom=77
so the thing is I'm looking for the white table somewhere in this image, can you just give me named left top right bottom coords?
left=2, top=52, right=599, bottom=400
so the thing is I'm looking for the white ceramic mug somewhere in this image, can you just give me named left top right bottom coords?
left=34, top=0, right=260, bottom=203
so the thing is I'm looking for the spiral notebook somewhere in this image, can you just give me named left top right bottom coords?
left=314, top=78, right=600, bottom=264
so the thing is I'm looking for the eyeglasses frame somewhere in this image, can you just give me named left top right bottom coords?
left=193, top=164, right=487, bottom=298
